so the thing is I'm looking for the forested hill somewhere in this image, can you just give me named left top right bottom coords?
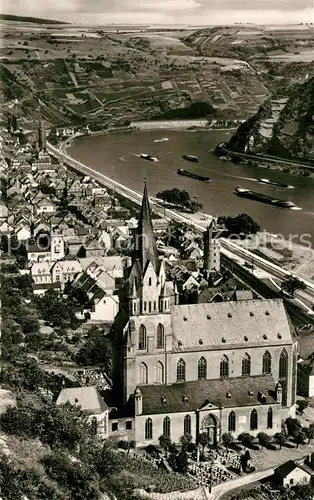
left=226, top=77, right=314, bottom=159
left=0, top=14, right=67, bottom=24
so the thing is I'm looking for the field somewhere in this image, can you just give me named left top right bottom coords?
left=1, top=21, right=314, bottom=128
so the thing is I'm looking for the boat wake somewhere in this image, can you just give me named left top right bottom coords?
left=118, top=156, right=127, bottom=161
left=154, top=137, right=169, bottom=143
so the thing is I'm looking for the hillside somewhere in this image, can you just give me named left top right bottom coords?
left=0, top=14, right=67, bottom=24
left=226, top=77, right=314, bottom=159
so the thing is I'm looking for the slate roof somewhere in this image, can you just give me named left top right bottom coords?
left=139, top=375, right=278, bottom=415
left=56, top=386, right=108, bottom=414
left=275, top=460, right=314, bottom=478
left=171, top=299, right=294, bottom=351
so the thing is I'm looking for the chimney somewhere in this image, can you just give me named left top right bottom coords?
left=203, top=223, right=212, bottom=274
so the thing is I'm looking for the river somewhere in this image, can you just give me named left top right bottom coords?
left=68, top=129, right=314, bottom=246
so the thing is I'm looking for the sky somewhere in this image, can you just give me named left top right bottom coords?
left=2, top=0, right=314, bottom=25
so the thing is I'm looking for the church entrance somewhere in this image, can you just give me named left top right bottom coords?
left=200, top=414, right=219, bottom=446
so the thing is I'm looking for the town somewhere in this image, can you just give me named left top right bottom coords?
left=1, top=110, right=314, bottom=500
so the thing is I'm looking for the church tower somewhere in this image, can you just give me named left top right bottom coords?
left=203, top=220, right=220, bottom=276
left=50, top=228, right=65, bottom=262
left=115, top=183, right=174, bottom=404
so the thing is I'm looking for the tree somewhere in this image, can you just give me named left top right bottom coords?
left=294, top=430, right=306, bottom=448
left=286, top=417, right=302, bottom=439
left=297, top=399, right=309, bottom=415
left=34, top=289, right=79, bottom=331
left=180, top=433, right=192, bottom=450
left=197, top=433, right=210, bottom=453
left=217, top=213, right=260, bottom=236
left=158, top=435, right=172, bottom=456
left=222, top=432, right=234, bottom=449
left=303, top=424, right=314, bottom=444
left=257, top=432, right=271, bottom=450
left=275, top=432, right=287, bottom=449
left=281, top=276, right=307, bottom=298
left=75, top=327, right=112, bottom=375
left=238, top=433, right=254, bottom=448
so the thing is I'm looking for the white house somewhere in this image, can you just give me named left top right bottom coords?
left=36, top=197, right=56, bottom=215
left=15, top=225, right=31, bottom=241
left=56, top=386, right=109, bottom=439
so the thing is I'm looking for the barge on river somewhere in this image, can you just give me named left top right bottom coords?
left=235, top=186, right=295, bottom=208
left=177, top=169, right=210, bottom=182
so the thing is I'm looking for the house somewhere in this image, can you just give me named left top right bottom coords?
left=31, top=262, right=53, bottom=288
left=56, top=386, right=108, bottom=439
left=79, top=238, right=105, bottom=258
left=274, top=460, right=314, bottom=488
left=0, top=200, right=8, bottom=221
left=79, top=256, right=124, bottom=279
left=36, top=197, right=56, bottom=215
left=15, top=224, right=31, bottom=242
left=72, top=273, right=119, bottom=323
left=51, top=260, right=82, bottom=285
left=0, top=221, right=13, bottom=234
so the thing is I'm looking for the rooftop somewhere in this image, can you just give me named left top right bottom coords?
left=139, top=375, right=278, bottom=415
left=56, top=386, right=108, bottom=414
left=171, top=299, right=295, bottom=351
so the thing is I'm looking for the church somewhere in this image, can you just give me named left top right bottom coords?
left=110, top=184, right=298, bottom=447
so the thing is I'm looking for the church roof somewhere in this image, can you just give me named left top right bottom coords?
left=133, top=182, right=159, bottom=273
left=139, top=375, right=278, bottom=415
left=171, top=299, right=294, bottom=351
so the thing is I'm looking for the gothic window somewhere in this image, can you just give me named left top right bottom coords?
left=242, top=353, right=251, bottom=376
left=263, top=351, right=272, bottom=374
left=279, top=349, right=288, bottom=407
left=163, top=416, right=171, bottom=438
left=148, top=277, right=152, bottom=286
left=267, top=407, right=273, bottom=429
left=157, top=324, right=164, bottom=348
left=155, top=361, right=164, bottom=384
left=138, top=325, right=146, bottom=350
left=250, top=409, right=258, bottom=431
left=176, top=358, right=186, bottom=382
left=198, top=357, right=207, bottom=379
left=149, top=301, right=152, bottom=313
left=228, top=411, right=236, bottom=432
left=144, top=302, right=147, bottom=312
left=139, top=362, right=148, bottom=384
left=154, top=301, right=156, bottom=311
left=184, top=414, right=191, bottom=436
left=220, top=355, right=229, bottom=378
left=145, top=418, right=153, bottom=439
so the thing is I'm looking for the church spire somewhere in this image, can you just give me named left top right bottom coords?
left=134, top=181, right=159, bottom=273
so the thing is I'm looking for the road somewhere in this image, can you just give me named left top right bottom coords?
left=210, top=468, right=274, bottom=499
left=48, top=142, right=314, bottom=323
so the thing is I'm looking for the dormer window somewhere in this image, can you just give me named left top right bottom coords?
left=207, top=315, right=211, bottom=320
left=248, top=391, right=253, bottom=397
left=182, top=395, right=188, bottom=403
left=265, top=311, right=270, bottom=316
left=161, top=397, right=167, bottom=404
left=222, top=337, right=226, bottom=343
left=183, top=316, right=188, bottom=321
left=226, top=392, right=232, bottom=398
left=178, top=340, right=182, bottom=347
left=250, top=312, right=254, bottom=316
left=244, top=336, right=248, bottom=342
left=278, top=333, right=282, bottom=339
left=199, top=339, right=203, bottom=345
left=228, top=313, right=232, bottom=318
left=263, top=334, right=268, bottom=340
